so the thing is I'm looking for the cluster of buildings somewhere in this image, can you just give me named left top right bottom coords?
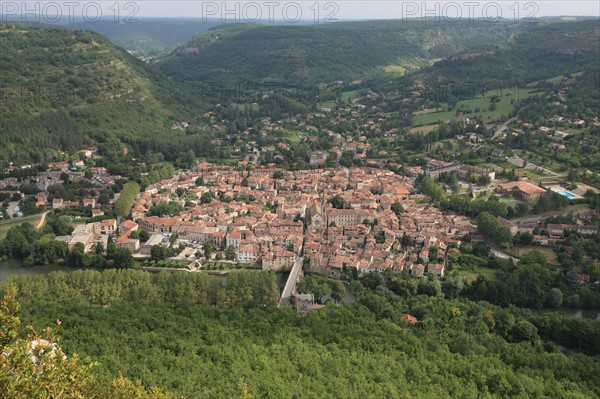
left=111, top=164, right=475, bottom=276
left=56, top=219, right=140, bottom=253
left=303, top=192, right=475, bottom=279
left=43, top=163, right=479, bottom=279
left=56, top=219, right=115, bottom=252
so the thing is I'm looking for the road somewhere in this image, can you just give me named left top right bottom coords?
left=485, top=239, right=519, bottom=263
left=278, top=256, right=303, bottom=306
left=524, top=161, right=559, bottom=177
left=493, top=120, right=510, bottom=139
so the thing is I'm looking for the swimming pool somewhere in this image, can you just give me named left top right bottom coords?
left=553, top=190, right=577, bottom=199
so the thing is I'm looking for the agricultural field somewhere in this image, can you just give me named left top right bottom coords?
left=411, top=88, right=537, bottom=126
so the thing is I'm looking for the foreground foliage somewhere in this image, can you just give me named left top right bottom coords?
left=0, top=295, right=178, bottom=399
left=2, top=270, right=599, bottom=398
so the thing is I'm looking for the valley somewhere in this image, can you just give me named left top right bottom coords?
left=1, top=15, right=599, bottom=399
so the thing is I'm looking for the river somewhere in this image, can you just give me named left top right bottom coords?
left=0, top=258, right=95, bottom=281
left=536, top=307, right=600, bottom=321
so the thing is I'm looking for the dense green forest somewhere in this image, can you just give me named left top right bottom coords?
left=155, top=20, right=521, bottom=87
left=1, top=269, right=599, bottom=398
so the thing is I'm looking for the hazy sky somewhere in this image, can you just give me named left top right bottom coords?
left=3, top=1, right=599, bottom=23
left=142, top=1, right=600, bottom=20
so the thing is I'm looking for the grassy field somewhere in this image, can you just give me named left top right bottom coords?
left=411, top=108, right=456, bottom=126
left=545, top=71, right=583, bottom=85
left=411, top=88, right=536, bottom=126
left=319, top=100, right=336, bottom=110
left=71, top=218, right=93, bottom=225
left=203, top=262, right=258, bottom=270
left=513, top=203, right=590, bottom=223
left=520, top=168, right=548, bottom=179
left=0, top=213, right=45, bottom=240
left=511, top=246, right=559, bottom=267
left=452, top=266, right=498, bottom=282
left=546, top=75, right=565, bottom=84
left=230, top=103, right=259, bottom=112
left=499, top=196, right=522, bottom=208
left=341, top=90, right=358, bottom=101
left=381, top=57, right=438, bottom=77
left=284, top=130, right=301, bottom=143
left=382, top=65, right=407, bottom=76
left=514, top=150, right=565, bottom=175
left=408, top=124, right=438, bottom=134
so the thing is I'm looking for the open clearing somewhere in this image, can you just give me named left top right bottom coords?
left=511, top=246, right=560, bottom=267
left=412, top=88, right=537, bottom=126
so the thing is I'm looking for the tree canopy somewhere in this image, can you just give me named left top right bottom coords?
left=114, top=182, right=140, bottom=218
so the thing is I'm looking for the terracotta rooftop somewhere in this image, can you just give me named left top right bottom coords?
left=499, top=181, right=546, bottom=195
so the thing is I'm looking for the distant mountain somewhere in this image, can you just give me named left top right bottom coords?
left=155, top=20, right=523, bottom=88
left=0, top=24, right=200, bottom=163
left=415, top=19, right=600, bottom=88
left=59, top=18, right=221, bottom=58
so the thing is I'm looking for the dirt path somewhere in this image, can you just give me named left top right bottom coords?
left=35, top=211, right=49, bottom=230
left=493, top=120, right=510, bottom=139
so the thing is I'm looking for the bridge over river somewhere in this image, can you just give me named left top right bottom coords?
left=278, top=256, right=303, bottom=306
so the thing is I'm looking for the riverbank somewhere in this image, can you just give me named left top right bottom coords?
left=534, top=307, right=600, bottom=321
left=2, top=259, right=596, bottom=319
left=1, top=258, right=291, bottom=292
left=133, top=265, right=231, bottom=275
left=0, top=258, right=93, bottom=281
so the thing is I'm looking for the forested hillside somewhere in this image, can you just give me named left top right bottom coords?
left=416, top=19, right=600, bottom=88
left=2, top=20, right=597, bottom=164
left=0, top=24, right=201, bottom=163
left=155, top=20, right=521, bottom=87
left=2, top=269, right=599, bottom=398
